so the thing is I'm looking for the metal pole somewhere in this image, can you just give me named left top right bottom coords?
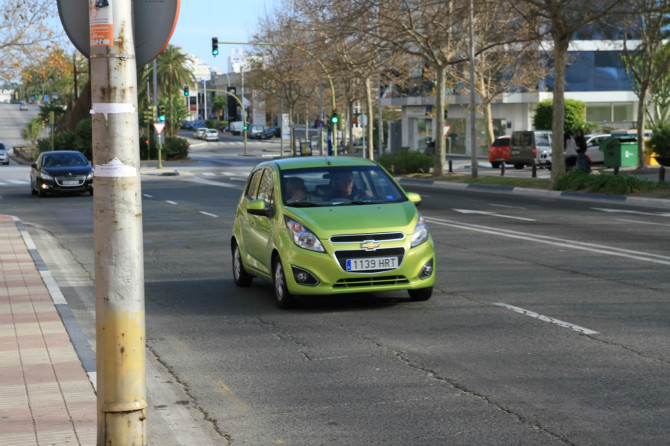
left=377, top=72, right=383, bottom=157
left=90, top=0, right=146, bottom=443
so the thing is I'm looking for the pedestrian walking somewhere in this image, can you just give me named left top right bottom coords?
left=564, top=131, right=578, bottom=170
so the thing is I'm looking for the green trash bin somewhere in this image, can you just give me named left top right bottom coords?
left=600, top=136, right=638, bottom=168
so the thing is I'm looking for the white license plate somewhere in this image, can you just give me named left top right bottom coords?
left=346, top=257, right=398, bottom=271
left=63, top=180, right=80, bottom=186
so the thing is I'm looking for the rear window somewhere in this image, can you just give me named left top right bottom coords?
left=492, top=138, right=510, bottom=147
left=512, top=132, right=532, bottom=146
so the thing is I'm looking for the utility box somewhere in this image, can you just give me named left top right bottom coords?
left=600, top=137, right=638, bottom=168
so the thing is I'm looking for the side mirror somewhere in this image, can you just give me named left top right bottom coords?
left=31, top=163, right=37, bottom=169
left=406, top=192, right=422, bottom=206
left=247, top=199, right=273, bottom=216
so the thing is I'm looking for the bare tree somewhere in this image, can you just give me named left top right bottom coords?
left=511, top=0, right=634, bottom=179
left=0, top=0, right=60, bottom=82
left=621, top=0, right=670, bottom=168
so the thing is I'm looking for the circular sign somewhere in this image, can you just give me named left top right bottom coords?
left=57, top=0, right=180, bottom=66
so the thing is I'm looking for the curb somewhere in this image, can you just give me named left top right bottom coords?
left=397, top=178, right=670, bottom=210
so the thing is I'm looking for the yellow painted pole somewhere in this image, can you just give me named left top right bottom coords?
left=90, top=0, right=147, bottom=443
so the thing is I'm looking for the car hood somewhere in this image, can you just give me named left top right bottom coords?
left=42, top=166, right=92, bottom=176
left=286, top=201, right=418, bottom=235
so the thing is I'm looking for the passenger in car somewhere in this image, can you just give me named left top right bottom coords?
left=285, top=177, right=309, bottom=202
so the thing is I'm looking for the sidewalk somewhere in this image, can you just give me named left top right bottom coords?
left=0, top=215, right=96, bottom=446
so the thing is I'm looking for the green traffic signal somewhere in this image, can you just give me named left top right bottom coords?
left=183, top=86, right=189, bottom=96
left=212, top=37, right=219, bottom=56
left=331, top=113, right=339, bottom=124
left=159, top=115, right=166, bottom=122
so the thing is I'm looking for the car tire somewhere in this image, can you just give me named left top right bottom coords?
left=232, top=242, right=252, bottom=287
left=273, top=257, right=296, bottom=309
left=513, top=164, right=524, bottom=170
left=31, top=186, right=37, bottom=195
left=491, top=161, right=500, bottom=169
left=408, top=287, right=433, bottom=301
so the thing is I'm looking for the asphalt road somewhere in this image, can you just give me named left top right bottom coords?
left=1, top=124, right=669, bottom=444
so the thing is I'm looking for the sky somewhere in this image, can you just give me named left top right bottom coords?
left=168, top=0, right=278, bottom=73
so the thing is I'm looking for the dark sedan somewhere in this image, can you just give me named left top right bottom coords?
left=30, top=150, right=94, bottom=197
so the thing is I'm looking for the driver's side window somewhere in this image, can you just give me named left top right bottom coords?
left=257, top=170, right=274, bottom=207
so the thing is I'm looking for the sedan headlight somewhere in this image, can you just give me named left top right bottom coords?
left=285, top=217, right=325, bottom=252
left=411, top=215, right=429, bottom=248
left=86, top=171, right=94, bottom=180
left=39, top=171, right=53, bottom=180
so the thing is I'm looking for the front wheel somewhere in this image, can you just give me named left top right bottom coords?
left=232, top=243, right=252, bottom=287
left=408, top=287, right=432, bottom=301
left=491, top=161, right=500, bottom=169
left=273, top=257, right=296, bottom=309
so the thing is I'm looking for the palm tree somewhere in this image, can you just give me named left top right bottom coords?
left=155, top=45, right=195, bottom=137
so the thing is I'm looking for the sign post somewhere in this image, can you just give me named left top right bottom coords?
left=153, top=122, right=166, bottom=169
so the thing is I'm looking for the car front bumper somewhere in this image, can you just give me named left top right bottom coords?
left=282, top=236, right=436, bottom=296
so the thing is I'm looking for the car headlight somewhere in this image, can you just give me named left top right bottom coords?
left=411, top=214, right=429, bottom=248
left=86, top=171, right=94, bottom=180
left=285, top=217, right=325, bottom=252
left=40, top=171, right=53, bottom=180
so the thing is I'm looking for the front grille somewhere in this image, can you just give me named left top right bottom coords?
left=55, top=176, right=86, bottom=187
left=333, top=275, right=409, bottom=288
left=330, top=232, right=404, bottom=243
left=334, top=247, right=405, bottom=273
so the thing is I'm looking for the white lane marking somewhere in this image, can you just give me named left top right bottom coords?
left=203, top=172, right=215, bottom=176
left=592, top=207, right=670, bottom=217
left=199, top=211, right=218, bottom=218
left=453, top=209, right=536, bottom=221
left=143, top=193, right=153, bottom=198
left=165, top=200, right=178, bottom=205
left=425, top=216, right=670, bottom=265
left=495, top=303, right=599, bottom=335
left=616, top=218, right=670, bottom=228
left=183, top=177, right=244, bottom=189
left=489, top=204, right=526, bottom=209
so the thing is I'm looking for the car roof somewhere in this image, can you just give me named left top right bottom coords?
left=260, top=156, right=380, bottom=172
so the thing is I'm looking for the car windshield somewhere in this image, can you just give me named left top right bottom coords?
left=281, top=165, right=407, bottom=207
left=42, top=153, right=89, bottom=167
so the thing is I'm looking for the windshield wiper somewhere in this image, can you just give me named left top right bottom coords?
left=287, top=201, right=319, bottom=207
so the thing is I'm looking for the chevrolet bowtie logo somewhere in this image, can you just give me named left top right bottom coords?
left=360, top=241, right=380, bottom=250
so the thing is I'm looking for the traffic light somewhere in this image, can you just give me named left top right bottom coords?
left=212, top=37, right=219, bottom=56
left=330, top=111, right=339, bottom=126
left=243, top=122, right=248, bottom=131
left=158, top=105, right=166, bottom=122
left=183, top=85, right=189, bottom=96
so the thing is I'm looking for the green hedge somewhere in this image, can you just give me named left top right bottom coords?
left=554, top=169, right=668, bottom=195
left=377, top=149, right=434, bottom=174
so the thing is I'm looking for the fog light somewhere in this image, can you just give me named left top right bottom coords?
left=419, top=259, right=434, bottom=280
left=291, top=266, right=319, bottom=286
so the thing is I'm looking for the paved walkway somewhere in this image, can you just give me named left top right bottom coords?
left=0, top=215, right=96, bottom=446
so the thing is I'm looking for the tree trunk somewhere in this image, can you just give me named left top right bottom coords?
left=483, top=101, right=494, bottom=147
left=434, top=64, right=447, bottom=177
left=365, top=76, right=374, bottom=160
left=636, top=86, right=648, bottom=169
left=551, top=38, right=570, bottom=180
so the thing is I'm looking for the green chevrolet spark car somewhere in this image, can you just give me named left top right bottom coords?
left=231, top=157, right=435, bottom=308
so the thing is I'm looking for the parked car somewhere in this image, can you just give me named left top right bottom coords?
left=30, top=150, right=93, bottom=197
left=0, top=143, right=9, bottom=165
left=231, top=157, right=435, bottom=308
left=268, top=126, right=282, bottom=137
left=488, top=135, right=511, bottom=168
left=19, top=103, right=28, bottom=111
left=538, top=133, right=611, bottom=168
left=249, top=125, right=270, bottom=139
left=204, top=128, right=220, bottom=141
left=229, top=121, right=244, bottom=135
left=254, top=126, right=275, bottom=140
left=509, top=130, right=552, bottom=169
left=193, top=127, right=207, bottom=139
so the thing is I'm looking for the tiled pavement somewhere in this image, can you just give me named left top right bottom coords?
left=0, top=215, right=96, bottom=446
